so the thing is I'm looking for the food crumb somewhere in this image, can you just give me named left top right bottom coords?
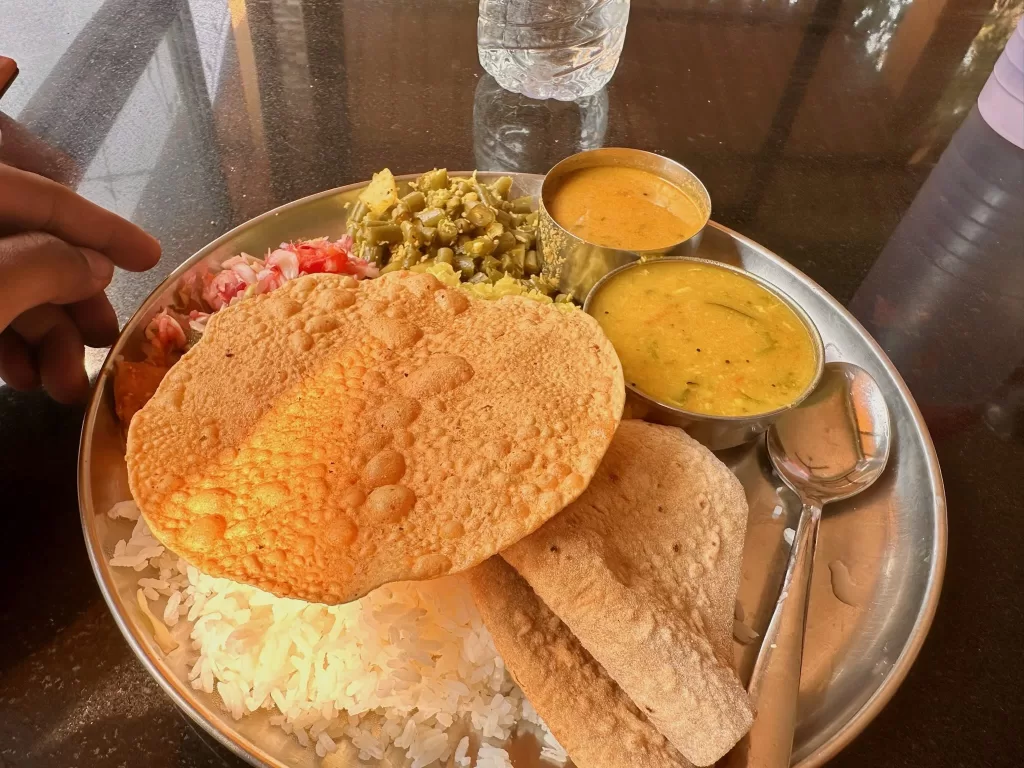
left=733, top=619, right=759, bottom=645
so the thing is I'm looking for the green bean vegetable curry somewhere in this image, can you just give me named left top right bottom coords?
left=589, top=260, right=818, bottom=417
left=346, top=168, right=558, bottom=295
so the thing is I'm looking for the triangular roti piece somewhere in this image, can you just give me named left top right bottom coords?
left=468, top=556, right=694, bottom=768
left=502, top=420, right=752, bottom=766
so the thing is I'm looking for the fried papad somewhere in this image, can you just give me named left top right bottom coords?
left=502, top=420, right=752, bottom=766
left=468, top=556, right=694, bottom=768
left=127, top=272, right=623, bottom=604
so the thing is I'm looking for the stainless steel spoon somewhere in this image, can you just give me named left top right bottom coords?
left=728, top=362, right=891, bottom=767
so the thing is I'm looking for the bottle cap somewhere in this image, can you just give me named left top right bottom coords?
left=978, top=18, right=1024, bottom=149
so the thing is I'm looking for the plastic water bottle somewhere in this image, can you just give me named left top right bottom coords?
left=478, top=0, right=630, bottom=101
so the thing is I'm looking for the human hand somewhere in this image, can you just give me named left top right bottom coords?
left=0, top=162, right=161, bottom=403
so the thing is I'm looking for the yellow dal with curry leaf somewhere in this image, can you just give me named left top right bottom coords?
left=590, top=260, right=818, bottom=417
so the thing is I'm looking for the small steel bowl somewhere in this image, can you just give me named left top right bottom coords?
left=584, top=257, right=825, bottom=450
left=539, top=147, right=711, bottom=303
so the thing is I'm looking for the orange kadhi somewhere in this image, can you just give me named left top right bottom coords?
left=546, top=165, right=705, bottom=251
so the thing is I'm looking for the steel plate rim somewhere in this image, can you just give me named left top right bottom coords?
left=78, top=173, right=947, bottom=768
left=707, top=220, right=947, bottom=767
left=79, top=405, right=280, bottom=766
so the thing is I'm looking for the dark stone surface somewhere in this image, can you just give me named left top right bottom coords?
left=1, top=0, right=1022, bottom=766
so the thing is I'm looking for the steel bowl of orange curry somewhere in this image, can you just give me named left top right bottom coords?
left=538, top=147, right=711, bottom=303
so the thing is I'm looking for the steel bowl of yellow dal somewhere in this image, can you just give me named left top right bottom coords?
left=584, top=256, right=825, bottom=449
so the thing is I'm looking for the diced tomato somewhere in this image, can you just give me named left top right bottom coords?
left=279, top=237, right=378, bottom=279
left=292, top=238, right=345, bottom=274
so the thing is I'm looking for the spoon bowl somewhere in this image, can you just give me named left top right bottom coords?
left=768, top=362, right=891, bottom=503
left=726, top=362, right=891, bottom=768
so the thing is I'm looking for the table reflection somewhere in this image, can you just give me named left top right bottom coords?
left=849, top=105, right=1024, bottom=440
left=473, top=74, right=608, bottom=174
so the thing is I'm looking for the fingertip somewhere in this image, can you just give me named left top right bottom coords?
left=120, top=230, right=162, bottom=272
left=142, top=232, right=163, bottom=269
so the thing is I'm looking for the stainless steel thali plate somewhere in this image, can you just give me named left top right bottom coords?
left=79, top=172, right=946, bottom=768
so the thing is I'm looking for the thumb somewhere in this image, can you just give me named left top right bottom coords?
left=0, top=231, right=114, bottom=331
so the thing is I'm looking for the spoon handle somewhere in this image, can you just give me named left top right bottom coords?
left=726, top=501, right=822, bottom=768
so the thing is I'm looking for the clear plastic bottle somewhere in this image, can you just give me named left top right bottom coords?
left=478, top=0, right=630, bottom=101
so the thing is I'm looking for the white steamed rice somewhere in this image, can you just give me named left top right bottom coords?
left=107, top=500, right=567, bottom=767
